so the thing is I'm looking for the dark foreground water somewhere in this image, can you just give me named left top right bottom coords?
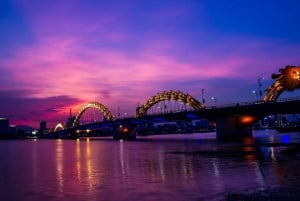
left=1, top=130, right=300, bottom=201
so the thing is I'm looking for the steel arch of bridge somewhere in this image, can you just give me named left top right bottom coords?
left=54, top=123, right=65, bottom=132
left=73, top=101, right=114, bottom=127
left=136, top=90, right=205, bottom=117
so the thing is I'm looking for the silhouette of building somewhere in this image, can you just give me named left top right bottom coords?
left=39, top=120, right=47, bottom=134
left=0, top=118, right=9, bottom=134
left=67, top=116, right=75, bottom=128
left=66, top=108, right=75, bottom=128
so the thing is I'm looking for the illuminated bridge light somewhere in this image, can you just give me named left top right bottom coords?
left=54, top=123, right=65, bottom=132
left=73, top=101, right=113, bottom=127
left=136, top=90, right=205, bottom=117
left=240, top=116, right=256, bottom=125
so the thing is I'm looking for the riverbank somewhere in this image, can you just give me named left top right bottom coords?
left=222, top=184, right=300, bottom=201
left=221, top=143, right=300, bottom=201
left=169, top=139, right=300, bottom=201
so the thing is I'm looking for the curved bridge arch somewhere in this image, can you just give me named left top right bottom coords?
left=54, top=123, right=65, bottom=132
left=73, top=101, right=114, bottom=127
left=264, top=65, right=300, bottom=101
left=136, top=90, right=205, bottom=117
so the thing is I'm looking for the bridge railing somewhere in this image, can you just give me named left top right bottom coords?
left=207, top=96, right=300, bottom=109
left=117, top=96, right=300, bottom=119
left=275, top=96, right=300, bottom=102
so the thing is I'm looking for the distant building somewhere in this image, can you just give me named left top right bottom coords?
left=9, top=125, right=17, bottom=134
left=0, top=118, right=9, bottom=134
left=66, top=116, right=75, bottom=128
left=39, top=121, right=47, bottom=133
left=66, top=108, right=75, bottom=128
left=17, top=125, right=35, bottom=137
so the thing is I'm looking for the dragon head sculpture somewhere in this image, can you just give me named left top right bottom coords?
left=264, top=65, right=300, bottom=101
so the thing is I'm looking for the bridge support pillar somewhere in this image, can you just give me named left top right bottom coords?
left=216, top=116, right=252, bottom=141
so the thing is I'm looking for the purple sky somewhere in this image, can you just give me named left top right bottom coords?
left=1, top=0, right=300, bottom=128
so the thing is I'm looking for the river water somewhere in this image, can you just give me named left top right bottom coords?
left=1, top=130, right=300, bottom=201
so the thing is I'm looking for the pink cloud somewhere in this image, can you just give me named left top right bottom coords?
left=2, top=0, right=300, bottom=128
left=3, top=34, right=300, bottom=120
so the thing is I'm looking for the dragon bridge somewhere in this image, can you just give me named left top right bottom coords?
left=72, top=101, right=114, bottom=127
left=136, top=90, right=205, bottom=117
left=264, top=65, right=300, bottom=101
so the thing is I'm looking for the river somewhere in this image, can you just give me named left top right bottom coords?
left=1, top=129, right=300, bottom=201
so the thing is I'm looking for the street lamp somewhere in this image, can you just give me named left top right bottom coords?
left=258, top=77, right=264, bottom=100
left=211, top=97, right=216, bottom=107
left=201, top=89, right=205, bottom=104
left=252, top=90, right=258, bottom=102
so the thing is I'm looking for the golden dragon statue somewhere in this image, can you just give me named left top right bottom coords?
left=264, top=65, right=300, bottom=102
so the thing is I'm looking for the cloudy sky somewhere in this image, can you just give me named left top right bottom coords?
left=1, top=0, right=300, bottom=128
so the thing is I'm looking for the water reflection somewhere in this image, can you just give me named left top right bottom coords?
left=76, top=138, right=81, bottom=183
left=1, top=131, right=300, bottom=201
left=119, top=140, right=127, bottom=179
left=55, top=139, right=64, bottom=194
left=158, top=149, right=166, bottom=181
left=212, top=158, right=220, bottom=178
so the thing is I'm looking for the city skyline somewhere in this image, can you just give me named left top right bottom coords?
left=1, top=0, right=300, bottom=128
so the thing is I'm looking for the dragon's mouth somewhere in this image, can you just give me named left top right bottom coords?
left=292, top=70, right=300, bottom=80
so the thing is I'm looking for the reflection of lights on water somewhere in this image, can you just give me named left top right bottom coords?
left=270, top=147, right=277, bottom=161
left=281, top=135, right=290, bottom=143
left=76, top=138, right=81, bottom=182
left=158, top=150, right=165, bottom=181
left=270, top=135, right=275, bottom=143
left=181, top=156, right=194, bottom=179
left=55, top=140, right=64, bottom=193
left=264, top=135, right=277, bottom=161
left=119, top=140, right=126, bottom=179
left=86, top=139, right=93, bottom=188
left=243, top=137, right=257, bottom=162
left=212, top=158, right=220, bottom=177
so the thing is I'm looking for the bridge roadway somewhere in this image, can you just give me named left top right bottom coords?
left=69, top=97, right=300, bottom=140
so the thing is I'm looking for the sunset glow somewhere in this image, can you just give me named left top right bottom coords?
left=1, top=0, right=300, bottom=128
